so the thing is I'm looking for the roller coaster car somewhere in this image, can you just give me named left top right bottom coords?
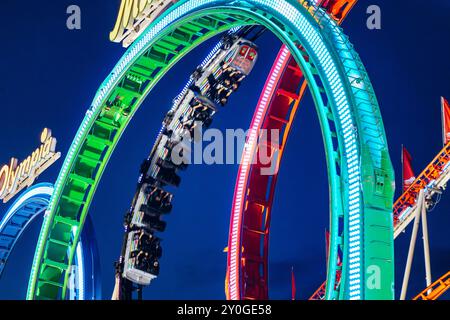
left=158, top=149, right=188, bottom=172
left=144, top=185, right=173, bottom=208
left=140, top=159, right=152, bottom=175
left=135, top=252, right=160, bottom=276
left=155, top=165, right=181, bottom=187
left=123, top=230, right=160, bottom=285
left=220, top=70, right=244, bottom=91
left=224, top=41, right=258, bottom=76
left=138, top=230, right=163, bottom=259
left=163, top=110, right=175, bottom=126
left=147, top=185, right=173, bottom=213
left=191, top=66, right=204, bottom=81
left=156, top=157, right=178, bottom=171
left=164, top=140, right=190, bottom=170
left=140, top=188, right=173, bottom=216
left=190, top=95, right=217, bottom=112
left=124, top=211, right=133, bottom=226
left=162, top=127, right=174, bottom=138
left=142, top=215, right=167, bottom=232
left=221, top=34, right=239, bottom=50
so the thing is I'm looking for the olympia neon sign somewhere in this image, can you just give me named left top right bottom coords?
left=0, top=128, right=61, bottom=203
left=110, top=0, right=176, bottom=47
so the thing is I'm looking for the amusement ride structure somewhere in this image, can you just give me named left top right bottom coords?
left=0, top=0, right=448, bottom=300
left=0, top=183, right=101, bottom=300
left=25, top=0, right=397, bottom=300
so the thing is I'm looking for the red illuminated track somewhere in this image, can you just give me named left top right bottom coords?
left=226, top=0, right=358, bottom=300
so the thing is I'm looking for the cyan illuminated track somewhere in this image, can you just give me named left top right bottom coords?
left=0, top=183, right=101, bottom=300
left=28, top=0, right=394, bottom=300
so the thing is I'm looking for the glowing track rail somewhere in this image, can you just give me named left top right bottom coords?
left=312, top=107, right=450, bottom=300
left=394, top=142, right=450, bottom=238
left=311, top=142, right=450, bottom=299
left=28, top=0, right=394, bottom=300
left=227, top=0, right=358, bottom=300
left=0, top=184, right=101, bottom=300
left=413, top=271, right=450, bottom=300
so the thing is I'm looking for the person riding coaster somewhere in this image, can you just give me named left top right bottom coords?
left=189, top=97, right=215, bottom=125
left=141, top=212, right=167, bottom=232
left=117, top=35, right=259, bottom=292
left=134, top=250, right=160, bottom=275
left=154, top=165, right=181, bottom=187
left=163, top=139, right=190, bottom=170
left=138, top=230, right=163, bottom=258
left=144, top=185, right=173, bottom=214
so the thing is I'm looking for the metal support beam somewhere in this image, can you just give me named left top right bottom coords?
left=421, top=195, right=432, bottom=291
left=400, top=190, right=423, bottom=300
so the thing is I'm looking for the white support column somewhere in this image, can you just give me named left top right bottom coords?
left=400, top=190, right=424, bottom=300
left=112, top=275, right=121, bottom=300
left=421, top=194, right=432, bottom=291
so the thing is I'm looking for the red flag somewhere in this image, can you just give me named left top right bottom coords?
left=291, top=267, right=296, bottom=300
left=441, top=97, right=450, bottom=146
left=402, top=146, right=415, bottom=191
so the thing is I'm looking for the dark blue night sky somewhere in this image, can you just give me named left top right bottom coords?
left=0, top=0, right=449, bottom=300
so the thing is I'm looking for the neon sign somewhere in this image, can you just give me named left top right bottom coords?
left=0, top=128, right=61, bottom=203
left=110, top=0, right=176, bottom=47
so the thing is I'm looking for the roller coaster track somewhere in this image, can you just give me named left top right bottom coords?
left=27, top=0, right=394, bottom=300
left=227, top=0, right=360, bottom=301
left=310, top=101, right=450, bottom=300
left=0, top=183, right=101, bottom=300
left=413, top=271, right=450, bottom=300
left=393, top=141, right=450, bottom=238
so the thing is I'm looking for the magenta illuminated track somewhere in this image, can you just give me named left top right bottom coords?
left=226, top=0, right=358, bottom=300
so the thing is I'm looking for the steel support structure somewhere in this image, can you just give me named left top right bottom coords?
left=27, top=0, right=394, bottom=300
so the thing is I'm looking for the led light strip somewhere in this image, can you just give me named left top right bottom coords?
left=228, top=0, right=362, bottom=300
left=0, top=185, right=53, bottom=231
left=229, top=46, right=290, bottom=300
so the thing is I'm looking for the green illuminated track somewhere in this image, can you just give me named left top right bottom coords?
left=28, top=0, right=395, bottom=300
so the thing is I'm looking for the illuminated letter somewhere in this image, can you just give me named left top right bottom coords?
left=66, top=5, right=82, bottom=30
left=41, top=128, right=56, bottom=159
left=17, top=159, right=28, bottom=181
left=110, top=0, right=136, bottom=42
left=110, top=0, right=152, bottom=42
left=0, top=165, right=9, bottom=197
left=7, top=159, right=19, bottom=195
left=225, top=129, right=247, bottom=165
left=30, top=149, right=41, bottom=174
left=203, top=128, right=224, bottom=165
left=138, top=0, right=149, bottom=12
